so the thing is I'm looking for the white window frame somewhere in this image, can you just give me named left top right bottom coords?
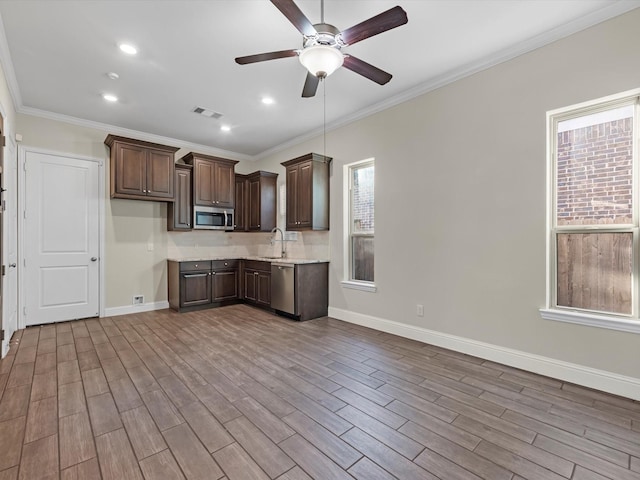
left=540, top=88, right=640, bottom=334
left=341, top=158, right=376, bottom=293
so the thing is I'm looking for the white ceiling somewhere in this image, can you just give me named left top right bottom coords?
left=0, top=0, right=638, bottom=159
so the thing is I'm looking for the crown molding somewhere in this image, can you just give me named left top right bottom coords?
left=17, top=105, right=254, bottom=162
left=2, top=2, right=638, bottom=161
left=257, top=1, right=640, bottom=160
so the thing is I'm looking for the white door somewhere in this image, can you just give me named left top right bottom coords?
left=23, top=150, right=100, bottom=325
left=2, top=136, right=18, bottom=352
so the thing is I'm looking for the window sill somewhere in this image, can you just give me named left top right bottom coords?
left=539, top=308, right=640, bottom=334
left=341, top=280, right=377, bottom=293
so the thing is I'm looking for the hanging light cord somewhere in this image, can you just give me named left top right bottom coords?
left=321, top=0, right=327, bottom=157
left=323, top=78, right=327, bottom=157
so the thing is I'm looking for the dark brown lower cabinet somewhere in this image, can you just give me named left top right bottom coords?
left=212, top=260, right=239, bottom=302
left=168, top=259, right=327, bottom=318
left=168, top=260, right=239, bottom=312
left=242, top=260, right=271, bottom=308
left=181, top=271, right=211, bottom=307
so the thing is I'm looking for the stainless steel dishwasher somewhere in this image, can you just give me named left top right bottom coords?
left=271, top=263, right=295, bottom=315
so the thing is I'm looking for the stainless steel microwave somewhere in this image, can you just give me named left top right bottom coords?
left=193, top=206, right=234, bottom=231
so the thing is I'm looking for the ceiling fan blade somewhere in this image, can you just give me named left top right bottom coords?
left=302, top=72, right=320, bottom=97
left=343, top=55, right=392, bottom=85
left=339, top=5, right=408, bottom=46
left=271, top=0, right=317, bottom=37
left=235, top=49, right=298, bottom=65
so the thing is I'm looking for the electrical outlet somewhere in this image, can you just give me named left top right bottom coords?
left=416, top=304, right=424, bottom=317
left=133, top=295, right=144, bottom=305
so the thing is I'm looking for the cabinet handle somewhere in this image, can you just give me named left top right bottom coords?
left=212, top=272, right=216, bottom=275
left=224, top=262, right=228, bottom=266
left=254, top=272, right=258, bottom=275
left=184, top=273, right=208, bottom=278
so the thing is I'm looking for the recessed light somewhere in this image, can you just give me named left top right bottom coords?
left=119, top=43, right=137, bottom=55
left=220, top=125, right=231, bottom=132
left=102, top=94, right=118, bottom=102
left=106, top=72, right=119, bottom=80
left=262, top=97, right=274, bottom=105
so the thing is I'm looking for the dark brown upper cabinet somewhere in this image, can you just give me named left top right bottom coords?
left=248, top=171, right=278, bottom=231
left=167, top=163, right=193, bottom=231
left=235, top=174, right=248, bottom=231
left=105, top=135, right=179, bottom=201
left=234, top=171, right=278, bottom=232
left=281, top=153, right=331, bottom=231
left=182, top=152, right=238, bottom=208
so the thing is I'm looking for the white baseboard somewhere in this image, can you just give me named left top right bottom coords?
left=328, top=307, right=640, bottom=401
left=104, top=301, right=169, bottom=318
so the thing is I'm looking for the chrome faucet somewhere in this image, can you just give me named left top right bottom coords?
left=270, top=227, right=286, bottom=258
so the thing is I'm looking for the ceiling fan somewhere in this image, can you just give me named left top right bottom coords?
left=235, top=0, right=408, bottom=97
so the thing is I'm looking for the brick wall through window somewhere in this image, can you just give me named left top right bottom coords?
left=556, top=116, right=633, bottom=225
left=353, top=166, right=374, bottom=232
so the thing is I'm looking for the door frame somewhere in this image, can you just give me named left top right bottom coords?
left=0, top=101, right=5, bottom=355
left=18, top=145, right=106, bottom=328
left=0, top=101, right=16, bottom=356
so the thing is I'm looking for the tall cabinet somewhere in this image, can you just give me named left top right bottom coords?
left=235, top=174, right=248, bottom=231
left=234, top=171, right=278, bottom=232
left=167, top=163, right=193, bottom=231
left=281, top=153, right=331, bottom=231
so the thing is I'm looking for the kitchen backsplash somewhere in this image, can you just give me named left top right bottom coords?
left=167, top=230, right=330, bottom=260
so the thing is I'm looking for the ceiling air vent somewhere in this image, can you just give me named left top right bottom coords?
left=192, top=106, right=223, bottom=119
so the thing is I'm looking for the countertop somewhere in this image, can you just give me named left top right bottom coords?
left=167, top=256, right=329, bottom=265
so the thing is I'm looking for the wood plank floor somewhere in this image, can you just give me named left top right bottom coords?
left=0, top=304, right=638, bottom=479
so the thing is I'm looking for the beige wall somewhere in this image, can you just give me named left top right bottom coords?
left=13, top=117, right=166, bottom=310
left=256, top=9, right=640, bottom=379
left=14, top=115, right=328, bottom=309
left=0, top=61, right=16, bottom=150
left=11, top=8, right=640, bottom=381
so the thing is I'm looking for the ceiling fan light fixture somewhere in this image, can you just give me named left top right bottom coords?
left=299, top=45, right=343, bottom=78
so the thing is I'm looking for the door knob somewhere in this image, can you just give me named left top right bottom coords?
left=91, top=257, right=98, bottom=262
left=9, top=263, right=16, bottom=268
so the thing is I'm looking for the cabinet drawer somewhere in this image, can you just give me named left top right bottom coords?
left=180, top=261, right=211, bottom=272
left=243, top=260, right=271, bottom=272
left=212, top=259, right=239, bottom=270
